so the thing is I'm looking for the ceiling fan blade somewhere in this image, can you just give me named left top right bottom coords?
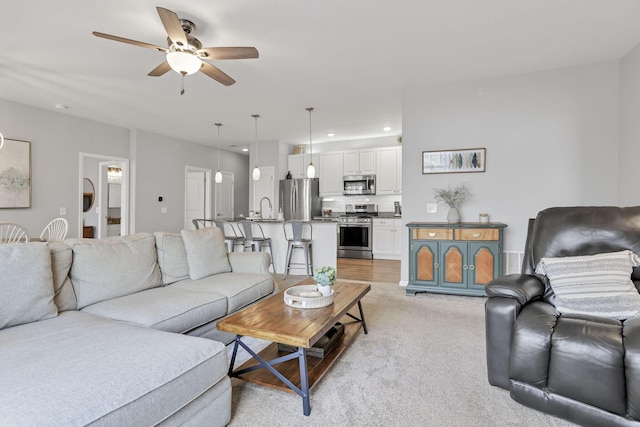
left=156, top=7, right=188, bottom=48
left=92, top=31, right=167, bottom=52
left=148, top=61, right=171, bottom=76
left=200, top=62, right=236, bottom=86
left=198, top=47, right=259, bottom=60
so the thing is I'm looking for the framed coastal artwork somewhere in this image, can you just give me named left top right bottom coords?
left=422, top=148, right=486, bottom=174
left=0, top=139, right=31, bottom=208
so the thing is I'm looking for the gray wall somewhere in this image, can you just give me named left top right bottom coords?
left=401, top=60, right=622, bottom=282
left=0, top=99, right=249, bottom=237
left=619, top=42, right=640, bottom=205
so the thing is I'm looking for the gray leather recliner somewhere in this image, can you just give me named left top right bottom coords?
left=485, top=206, right=640, bottom=427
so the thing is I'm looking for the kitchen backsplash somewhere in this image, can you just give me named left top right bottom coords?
left=321, top=194, right=401, bottom=213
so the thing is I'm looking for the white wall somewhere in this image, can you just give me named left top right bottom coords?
left=401, top=61, right=621, bottom=282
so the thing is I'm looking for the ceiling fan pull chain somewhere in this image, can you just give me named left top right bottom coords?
left=180, top=73, right=185, bottom=95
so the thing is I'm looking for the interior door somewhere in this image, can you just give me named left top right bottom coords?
left=252, top=166, right=275, bottom=218
left=185, top=168, right=211, bottom=230
left=215, top=171, right=234, bottom=219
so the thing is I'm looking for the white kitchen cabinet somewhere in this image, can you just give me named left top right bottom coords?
left=373, top=218, right=402, bottom=259
left=319, top=152, right=344, bottom=196
left=376, top=146, right=402, bottom=194
left=287, top=154, right=319, bottom=179
left=343, top=149, right=376, bottom=176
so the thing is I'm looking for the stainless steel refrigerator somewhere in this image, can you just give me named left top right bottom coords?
left=279, top=178, right=321, bottom=221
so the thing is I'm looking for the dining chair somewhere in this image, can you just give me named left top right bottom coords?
left=0, top=222, right=30, bottom=243
left=40, top=218, right=69, bottom=242
left=192, top=219, right=215, bottom=229
left=214, top=220, right=245, bottom=252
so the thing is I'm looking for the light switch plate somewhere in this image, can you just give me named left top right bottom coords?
left=427, top=203, right=437, bottom=213
left=59, top=207, right=66, bottom=215
left=161, top=207, right=167, bottom=214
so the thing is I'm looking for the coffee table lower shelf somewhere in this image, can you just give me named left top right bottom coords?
left=232, top=318, right=362, bottom=393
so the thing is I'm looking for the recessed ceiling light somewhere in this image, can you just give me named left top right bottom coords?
left=327, top=132, right=335, bottom=137
left=54, top=104, right=68, bottom=110
left=242, top=148, right=249, bottom=152
left=383, top=126, right=391, bottom=132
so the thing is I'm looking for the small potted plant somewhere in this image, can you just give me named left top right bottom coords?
left=433, top=183, right=471, bottom=223
left=313, top=266, right=336, bottom=297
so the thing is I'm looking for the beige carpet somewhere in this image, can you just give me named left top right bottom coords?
left=226, top=277, right=576, bottom=427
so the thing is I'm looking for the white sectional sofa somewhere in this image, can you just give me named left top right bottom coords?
left=0, top=227, right=275, bottom=426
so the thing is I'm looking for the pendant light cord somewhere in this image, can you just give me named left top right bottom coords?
left=215, top=123, right=222, bottom=170
left=306, top=107, right=314, bottom=155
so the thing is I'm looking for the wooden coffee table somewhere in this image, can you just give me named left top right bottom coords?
left=217, top=281, right=370, bottom=416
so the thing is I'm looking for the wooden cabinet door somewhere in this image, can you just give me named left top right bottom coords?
left=439, top=241, right=466, bottom=289
left=468, top=242, right=500, bottom=290
left=411, top=241, right=438, bottom=286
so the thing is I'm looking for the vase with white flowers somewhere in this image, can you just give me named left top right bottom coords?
left=313, top=266, right=336, bottom=297
left=433, top=183, right=471, bottom=224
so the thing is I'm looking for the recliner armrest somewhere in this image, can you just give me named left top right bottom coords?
left=485, top=274, right=545, bottom=305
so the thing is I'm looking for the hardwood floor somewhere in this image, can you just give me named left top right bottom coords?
left=337, top=258, right=400, bottom=283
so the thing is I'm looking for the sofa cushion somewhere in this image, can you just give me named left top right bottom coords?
left=154, top=231, right=190, bottom=285
left=181, top=227, right=231, bottom=280
left=48, top=242, right=76, bottom=312
left=66, top=233, right=162, bottom=309
left=0, top=242, right=58, bottom=329
left=0, top=311, right=228, bottom=426
left=81, top=286, right=228, bottom=334
left=535, top=250, right=640, bottom=319
left=170, top=272, right=274, bottom=314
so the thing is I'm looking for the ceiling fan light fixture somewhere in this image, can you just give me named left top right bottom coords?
left=166, top=51, right=202, bottom=75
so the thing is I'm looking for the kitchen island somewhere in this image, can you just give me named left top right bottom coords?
left=230, top=218, right=337, bottom=275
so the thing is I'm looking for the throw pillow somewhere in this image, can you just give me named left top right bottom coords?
left=154, top=232, right=190, bottom=285
left=181, top=227, right=231, bottom=280
left=66, top=233, right=162, bottom=309
left=0, top=242, right=58, bottom=329
left=535, top=250, right=640, bottom=320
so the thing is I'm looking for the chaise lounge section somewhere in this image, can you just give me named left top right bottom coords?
left=0, top=227, right=275, bottom=426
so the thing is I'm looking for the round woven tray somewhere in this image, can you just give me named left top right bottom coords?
left=284, top=285, right=334, bottom=309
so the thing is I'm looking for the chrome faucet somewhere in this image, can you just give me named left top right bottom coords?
left=260, top=197, right=272, bottom=219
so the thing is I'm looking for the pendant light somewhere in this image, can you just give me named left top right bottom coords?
left=252, top=114, right=261, bottom=181
left=306, top=107, right=315, bottom=178
left=214, top=123, right=223, bottom=184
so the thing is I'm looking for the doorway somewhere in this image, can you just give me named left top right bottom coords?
left=184, top=166, right=212, bottom=230
left=79, top=153, right=129, bottom=239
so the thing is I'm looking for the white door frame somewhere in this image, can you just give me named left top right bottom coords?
left=78, top=153, right=130, bottom=239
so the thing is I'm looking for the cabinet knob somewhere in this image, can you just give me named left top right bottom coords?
left=434, top=263, right=439, bottom=268
left=463, top=265, right=468, bottom=270
left=469, top=265, right=475, bottom=270
left=428, top=232, right=436, bottom=237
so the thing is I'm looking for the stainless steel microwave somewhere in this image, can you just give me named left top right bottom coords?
left=343, top=175, right=376, bottom=196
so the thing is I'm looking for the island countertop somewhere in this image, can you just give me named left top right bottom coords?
left=225, top=219, right=337, bottom=274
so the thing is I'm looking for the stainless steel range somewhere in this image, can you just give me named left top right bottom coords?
left=337, top=203, right=377, bottom=259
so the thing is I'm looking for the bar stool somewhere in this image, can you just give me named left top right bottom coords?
left=282, top=221, right=313, bottom=279
left=238, top=220, right=275, bottom=272
left=214, top=220, right=245, bottom=252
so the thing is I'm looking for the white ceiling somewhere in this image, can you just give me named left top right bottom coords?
left=2, top=1, right=640, bottom=153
